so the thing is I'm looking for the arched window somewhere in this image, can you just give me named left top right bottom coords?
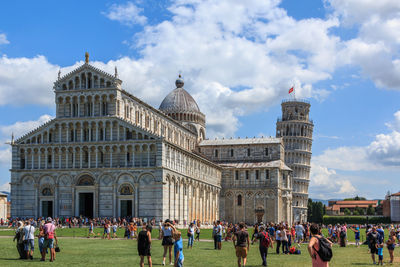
left=230, top=149, right=234, bottom=157
left=215, top=149, right=219, bottom=158
left=42, top=187, right=53, bottom=196
left=120, top=184, right=133, bottom=195
left=77, top=175, right=94, bottom=186
left=247, top=148, right=251, bottom=157
left=237, top=195, right=242, bottom=206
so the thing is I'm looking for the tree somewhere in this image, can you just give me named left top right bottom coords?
left=307, top=198, right=313, bottom=221
left=344, top=195, right=366, bottom=201
left=367, top=205, right=375, bottom=215
left=344, top=208, right=351, bottom=215
left=308, top=199, right=324, bottom=223
left=354, top=206, right=364, bottom=215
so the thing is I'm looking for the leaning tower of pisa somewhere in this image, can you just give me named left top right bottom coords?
left=276, top=99, right=314, bottom=222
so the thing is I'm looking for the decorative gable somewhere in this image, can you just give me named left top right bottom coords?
left=53, top=63, right=122, bottom=91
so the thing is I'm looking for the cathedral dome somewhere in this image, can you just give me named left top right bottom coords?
left=159, top=76, right=201, bottom=113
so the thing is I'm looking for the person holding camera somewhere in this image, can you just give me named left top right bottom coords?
left=161, top=220, right=174, bottom=266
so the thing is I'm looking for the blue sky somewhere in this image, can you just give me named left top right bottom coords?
left=0, top=0, right=400, bottom=199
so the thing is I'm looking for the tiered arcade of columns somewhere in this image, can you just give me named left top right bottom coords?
left=276, top=99, right=314, bottom=223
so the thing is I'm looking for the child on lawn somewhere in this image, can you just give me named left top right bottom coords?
left=376, top=242, right=384, bottom=265
left=174, top=231, right=184, bottom=267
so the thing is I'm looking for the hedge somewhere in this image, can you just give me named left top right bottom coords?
left=323, top=216, right=391, bottom=225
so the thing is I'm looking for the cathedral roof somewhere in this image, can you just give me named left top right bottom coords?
left=219, top=160, right=292, bottom=171
left=159, top=76, right=201, bottom=113
left=199, top=137, right=281, bottom=146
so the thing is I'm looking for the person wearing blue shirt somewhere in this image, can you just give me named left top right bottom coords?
left=351, top=226, right=360, bottom=247
left=377, top=242, right=384, bottom=265
left=377, top=226, right=384, bottom=244
left=174, top=231, right=184, bottom=267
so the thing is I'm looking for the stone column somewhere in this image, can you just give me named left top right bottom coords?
left=66, top=150, right=69, bottom=168
left=95, top=147, right=98, bottom=168
left=38, top=149, right=41, bottom=169
left=79, top=148, right=82, bottom=168
left=45, top=150, right=48, bottom=169
left=88, top=148, right=91, bottom=168
left=24, top=151, right=28, bottom=169
left=134, top=183, right=139, bottom=217
left=95, top=123, right=99, bottom=141
left=51, top=148, right=55, bottom=169
left=110, top=149, right=113, bottom=168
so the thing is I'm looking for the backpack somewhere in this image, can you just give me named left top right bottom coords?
left=260, top=232, right=271, bottom=248
left=314, top=237, right=333, bottom=262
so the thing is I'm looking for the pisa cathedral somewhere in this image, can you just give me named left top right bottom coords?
left=10, top=54, right=313, bottom=224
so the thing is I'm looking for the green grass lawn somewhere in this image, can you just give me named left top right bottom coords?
left=0, top=236, right=399, bottom=267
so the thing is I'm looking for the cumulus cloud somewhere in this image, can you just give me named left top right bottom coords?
left=0, top=114, right=53, bottom=167
left=310, top=110, right=400, bottom=198
left=309, top=163, right=356, bottom=199
left=0, top=55, right=59, bottom=106
left=0, top=33, right=9, bottom=45
left=103, top=2, right=147, bottom=26
left=0, top=182, right=10, bottom=192
left=327, top=0, right=400, bottom=90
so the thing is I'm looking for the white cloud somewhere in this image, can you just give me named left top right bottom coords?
left=0, top=33, right=9, bottom=45
left=0, top=114, right=53, bottom=168
left=328, top=0, right=400, bottom=90
left=2, top=0, right=400, bottom=139
left=309, top=163, right=356, bottom=199
left=310, top=110, right=400, bottom=198
left=0, top=182, right=10, bottom=192
left=103, top=2, right=147, bottom=26
left=0, top=55, right=60, bottom=106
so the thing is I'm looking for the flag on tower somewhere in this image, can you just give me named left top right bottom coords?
left=288, top=86, right=294, bottom=94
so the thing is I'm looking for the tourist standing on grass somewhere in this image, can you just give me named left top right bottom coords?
left=138, top=223, right=152, bottom=267
left=37, top=221, right=47, bottom=258
left=195, top=224, right=201, bottom=241
left=112, top=223, right=118, bottom=238
left=377, top=242, right=384, bottom=265
left=42, top=217, right=58, bottom=262
left=159, top=220, right=163, bottom=239
left=350, top=226, right=360, bottom=247
left=255, top=225, right=273, bottom=267
left=13, top=221, right=25, bottom=259
left=173, top=230, right=184, bottom=267
left=367, top=226, right=379, bottom=265
left=23, top=220, right=35, bottom=260
left=216, top=220, right=223, bottom=250
left=295, top=222, right=304, bottom=247
left=308, top=224, right=332, bottom=267
left=280, top=226, right=289, bottom=254
left=187, top=223, right=195, bottom=249
left=88, top=220, right=94, bottom=238
left=232, top=222, right=250, bottom=267
left=212, top=222, right=218, bottom=249
left=387, top=230, right=396, bottom=264
left=251, top=224, right=259, bottom=244
left=275, top=226, right=281, bottom=254
left=161, top=220, right=174, bottom=266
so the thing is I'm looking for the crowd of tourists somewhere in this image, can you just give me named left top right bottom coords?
left=8, top=216, right=400, bottom=266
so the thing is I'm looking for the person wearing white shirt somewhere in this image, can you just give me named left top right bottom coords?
left=295, top=222, right=305, bottom=246
left=23, top=220, right=35, bottom=260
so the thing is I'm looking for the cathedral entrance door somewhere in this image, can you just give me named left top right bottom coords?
left=255, top=208, right=265, bottom=223
left=120, top=200, right=132, bottom=217
left=42, top=201, right=53, bottom=218
left=79, top=193, right=94, bottom=218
